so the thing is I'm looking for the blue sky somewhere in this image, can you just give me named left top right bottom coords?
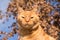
left=0, top=0, right=18, bottom=40
left=0, top=0, right=10, bottom=12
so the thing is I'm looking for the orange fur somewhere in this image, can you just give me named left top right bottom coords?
left=17, top=7, right=56, bottom=40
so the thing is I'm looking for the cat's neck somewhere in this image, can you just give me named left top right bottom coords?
left=18, top=22, right=44, bottom=37
left=19, top=22, right=46, bottom=40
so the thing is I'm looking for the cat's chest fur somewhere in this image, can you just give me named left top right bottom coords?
left=19, top=25, right=56, bottom=40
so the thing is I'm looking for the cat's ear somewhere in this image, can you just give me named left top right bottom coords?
left=32, top=5, right=40, bottom=17
left=32, top=5, right=40, bottom=13
left=17, top=6, right=24, bottom=14
left=32, top=5, right=38, bottom=12
left=16, top=0, right=24, bottom=14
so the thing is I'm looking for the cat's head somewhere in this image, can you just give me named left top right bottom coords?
left=17, top=5, right=40, bottom=29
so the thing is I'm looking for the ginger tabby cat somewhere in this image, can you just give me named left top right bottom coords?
left=16, top=5, right=56, bottom=40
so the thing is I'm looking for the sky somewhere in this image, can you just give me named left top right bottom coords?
left=0, top=0, right=59, bottom=40
left=0, top=0, right=18, bottom=40
left=0, top=0, right=10, bottom=12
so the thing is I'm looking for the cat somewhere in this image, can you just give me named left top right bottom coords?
left=16, top=5, right=56, bottom=40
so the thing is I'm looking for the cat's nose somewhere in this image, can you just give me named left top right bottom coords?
left=26, top=18, right=29, bottom=22
left=26, top=20, right=29, bottom=22
left=26, top=19, right=29, bottom=22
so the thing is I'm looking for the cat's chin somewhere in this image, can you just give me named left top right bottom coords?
left=22, top=22, right=39, bottom=30
left=22, top=25, right=33, bottom=29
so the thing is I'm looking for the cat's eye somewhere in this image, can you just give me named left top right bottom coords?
left=31, top=17, right=34, bottom=19
left=22, top=16, right=24, bottom=18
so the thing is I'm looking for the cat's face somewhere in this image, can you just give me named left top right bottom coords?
left=17, top=7, right=39, bottom=29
